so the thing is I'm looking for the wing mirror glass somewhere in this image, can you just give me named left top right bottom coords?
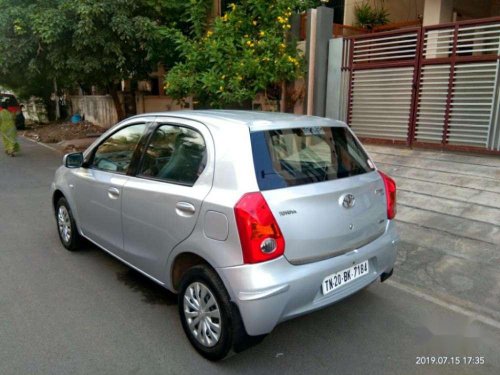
left=63, top=152, right=84, bottom=168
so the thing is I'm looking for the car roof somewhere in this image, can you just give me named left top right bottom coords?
left=130, top=110, right=346, bottom=132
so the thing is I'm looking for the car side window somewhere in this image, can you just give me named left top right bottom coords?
left=139, top=124, right=206, bottom=186
left=92, top=124, right=146, bottom=173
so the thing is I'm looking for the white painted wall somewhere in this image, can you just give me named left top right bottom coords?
left=70, top=95, right=118, bottom=128
left=22, top=98, right=49, bottom=124
left=422, top=0, right=454, bottom=25
left=135, top=94, right=191, bottom=113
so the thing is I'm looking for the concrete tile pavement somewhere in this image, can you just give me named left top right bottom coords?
left=365, top=144, right=500, bottom=322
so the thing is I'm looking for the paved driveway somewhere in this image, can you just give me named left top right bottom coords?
left=366, top=144, right=500, bottom=322
left=0, top=138, right=499, bottom=375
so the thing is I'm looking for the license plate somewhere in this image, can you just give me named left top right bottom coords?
left=322, top=260, right=369, bottom=295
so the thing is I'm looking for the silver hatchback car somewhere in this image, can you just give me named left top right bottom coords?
left=51, top=110, right=398, bottom=360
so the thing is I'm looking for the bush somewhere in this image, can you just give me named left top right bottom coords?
left=165, top=0, right=318, bottom=108
left=355, top=1, right=389, bottom=30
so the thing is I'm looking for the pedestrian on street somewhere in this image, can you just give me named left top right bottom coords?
left=0, top=101, right=20, bottom=157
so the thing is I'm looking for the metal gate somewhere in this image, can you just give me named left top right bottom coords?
left=344, top=17, right=500, bottom=153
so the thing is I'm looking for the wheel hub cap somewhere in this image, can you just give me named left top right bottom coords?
left=183, top=282, right=221, bottom=347
left=57, top=206, right=72, bottom=243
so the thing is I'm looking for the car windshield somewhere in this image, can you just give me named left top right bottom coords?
left=0, top=94, right=18, bottom=107
left=251, top=126, right=374, bottom=190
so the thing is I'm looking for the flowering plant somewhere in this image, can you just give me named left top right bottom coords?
left=165, top=0, right=318, bottom=108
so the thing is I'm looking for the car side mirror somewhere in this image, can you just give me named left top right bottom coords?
left=63, top=152, right=84, bottom=168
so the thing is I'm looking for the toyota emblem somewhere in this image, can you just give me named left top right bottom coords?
left=341, top=194, right=356, bottom=209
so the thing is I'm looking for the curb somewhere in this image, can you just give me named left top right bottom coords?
left=21, top=135, right=62, bottom=153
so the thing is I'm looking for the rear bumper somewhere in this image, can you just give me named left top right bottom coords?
left=216, top=221, right=398, bottom=336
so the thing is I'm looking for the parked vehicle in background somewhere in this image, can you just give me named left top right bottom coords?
left=51, top=110, right=398, bottom=361
left=0, top=93, right=25, bottom=130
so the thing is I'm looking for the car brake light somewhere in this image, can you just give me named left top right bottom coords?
left=379, top=171, right=397, bottom=220
left=234, top=192, right=285, bottom=264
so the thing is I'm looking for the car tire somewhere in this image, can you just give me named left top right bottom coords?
left=179, top=265, right=262, bottom=361
left=55, top=197, right=82, bottom=251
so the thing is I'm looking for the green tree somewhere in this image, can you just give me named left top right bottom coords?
left=0, top=0, right=186, bottom=120
left=165, top=0, right=319, bottom=109
left=0, top=1, right=59, bottom=115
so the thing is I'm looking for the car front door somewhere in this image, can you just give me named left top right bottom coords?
left=70, top=122, right=148, bottom=253
left=120, top=119, right=214, bottom=281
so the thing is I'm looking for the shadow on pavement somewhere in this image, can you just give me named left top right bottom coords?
left=116, top=268, right=177, bottom=306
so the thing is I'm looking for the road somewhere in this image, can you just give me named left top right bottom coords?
left=1, top=138, right=499, bottom=375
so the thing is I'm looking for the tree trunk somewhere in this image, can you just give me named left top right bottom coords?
left=284, top=81, right=296, bottom=113
left=110, top=87, right=125, bottom=122
left=53, top=78, right=60, bottom=120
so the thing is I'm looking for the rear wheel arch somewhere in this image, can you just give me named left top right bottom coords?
left=171, top=252, right=214, bottom=292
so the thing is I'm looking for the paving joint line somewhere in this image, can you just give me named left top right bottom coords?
left=395, top=219, right=499, bottom=247
left=373, top=160, right=500, bottom=181
left=399, top=202, right=500, bottom=228
left=386, top=280, right=500, bottom=331
left=398, top=188, right=500, bottom=210
left=397, top=221, right=500, bottom=251
left=368, top=150, right=500, bottom=169
left=397, top=237, right=500, bottom=266
left=375, top=169, right=500, bottom=195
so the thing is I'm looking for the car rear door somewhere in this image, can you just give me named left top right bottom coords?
left=251, top=125, right=387, bottom=265
left=120, top=118, right=214, bottom=281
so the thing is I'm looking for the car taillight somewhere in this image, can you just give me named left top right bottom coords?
left=379, top=171, right=397, bottom=220
left=234, top=192, right=285, bottom=264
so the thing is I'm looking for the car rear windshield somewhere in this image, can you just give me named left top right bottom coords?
left=251, top=126, right=374, bottom=191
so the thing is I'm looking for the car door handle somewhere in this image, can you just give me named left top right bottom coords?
left=176, top=202, right=196, bottom=216
left=107, top=187, right=120, bottom=199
